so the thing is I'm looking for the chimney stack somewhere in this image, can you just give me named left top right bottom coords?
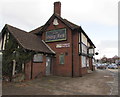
left=54, top=2, right=61, bottom=16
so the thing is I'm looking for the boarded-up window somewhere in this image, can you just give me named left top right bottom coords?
left=81, top=33, right=87, bottom=46
left=81, top=56, right=86, bottom=67
left=87, top=58, right=89, bottom=67
left=81, top=43, right=87, bottom=54
left=33, top=54, right=43, bottom=62
left=59, top=54, right=65, bottom=64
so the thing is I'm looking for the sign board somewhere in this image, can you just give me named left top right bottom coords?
left=56, top=43, right=70, bottom=48
left=45, top=28, right=66, bottom=42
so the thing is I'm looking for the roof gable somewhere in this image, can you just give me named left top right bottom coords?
left=29, top=14, right=80, bottom=35
left=41, top=14, right=80, bottom=33
left=29, top=25, right=43, bottom=35
left=2, top=24, right=55, bottom=54
left=29, top=14, right=95, bottom=48
left=80, top=27, right=96, bottom=48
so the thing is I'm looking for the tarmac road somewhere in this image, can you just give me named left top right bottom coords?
left=107, top=69, right=118, bottom=95
left=2, top=69, right=118, bottom=95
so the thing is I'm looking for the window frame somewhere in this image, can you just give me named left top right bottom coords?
left=33, top=54, right=43, bottom=63
left=81, top=56, right=87, bottom=68
left=81, top=43, right=88, bottom=54
left=59, top=54, right=65, bottom=64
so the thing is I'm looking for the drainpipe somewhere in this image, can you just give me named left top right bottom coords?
left=71, top=31, right=74, bottom=77
left=31, top=56, right=33, bottom=79
left=79, top=30, right=82, bottom=77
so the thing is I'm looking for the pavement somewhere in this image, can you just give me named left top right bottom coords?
left=2, top=69, right=118, bottom=95
left=107, top=69, right=118, bottom=95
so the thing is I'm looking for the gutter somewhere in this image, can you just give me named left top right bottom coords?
left=42, top=40, right=56, bottom=54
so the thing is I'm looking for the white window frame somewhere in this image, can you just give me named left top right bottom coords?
left=81, top=33, right=87, bottom=46
left=87, top=58, right=89, bottom=67
left=81, top=43, right=87, bottom=54
left=89, top=48, right=94, bottom=54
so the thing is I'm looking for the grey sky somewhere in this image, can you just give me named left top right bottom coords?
left=0, top=0, right=118, bottom=59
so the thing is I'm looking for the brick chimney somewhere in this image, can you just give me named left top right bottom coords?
left=54, top=2, right=61, bottom=16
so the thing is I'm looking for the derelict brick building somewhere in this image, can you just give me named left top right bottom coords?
left=1, top=2, right=96, bottom=80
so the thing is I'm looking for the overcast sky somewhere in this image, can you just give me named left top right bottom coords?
left=0, top=0, right=118, bottom=59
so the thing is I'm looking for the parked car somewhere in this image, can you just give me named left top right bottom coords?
left=96, top=64, right=107, bottom=69
left=95, top=64, right=101, bottom=68
left=103, top=63, right=109, bottom=67
left=116, top=63, right=120, bottom=68
left=108, top=64, right=118, bottom=69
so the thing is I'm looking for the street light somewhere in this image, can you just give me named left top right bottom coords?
left=95, top=52, right=99, bottom=55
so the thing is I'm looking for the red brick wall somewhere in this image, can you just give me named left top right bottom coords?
left=25, top=56, right=46, bottom=80
left=89, top=58, right=93, bottom=70
left=42, top=18, right=72, bottom=76
left=81, top=67, right=88, bottom=75
left=54, top=2, right=61, bottom=16
left=72, top=31, right=80, bottom=76
left=24, top=61, right=32, bottom=80
left=32, top=56, right=46, bottom=79
left=79, top=56, right=88, bottom=76
left=79, top=56, right=82, bottom=76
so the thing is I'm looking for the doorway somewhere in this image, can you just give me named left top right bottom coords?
left=46, top=57, right=51, bottom=75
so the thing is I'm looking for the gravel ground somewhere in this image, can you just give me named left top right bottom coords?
left=2, top=69, right=118, bottom=95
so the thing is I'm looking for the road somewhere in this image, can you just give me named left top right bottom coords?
left=107, top=69, right=118, bottom=95
left=2, top=69, right=118, bottom=95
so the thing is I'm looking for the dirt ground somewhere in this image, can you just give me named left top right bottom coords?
left=2, top=69, right=118, bottom=95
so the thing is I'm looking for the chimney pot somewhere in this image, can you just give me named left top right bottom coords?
left=54, top=2, right=61, bottom=16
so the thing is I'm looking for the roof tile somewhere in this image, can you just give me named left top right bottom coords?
left=5, top=24, right=55, bottom=54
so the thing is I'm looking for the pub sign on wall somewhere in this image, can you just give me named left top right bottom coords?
left=45, top=28, right=66, bottom=42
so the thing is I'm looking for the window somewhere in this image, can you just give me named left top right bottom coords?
left=33, top=54, right=43, bottom=62
left=81, top=33, right=87, bottom=45
left=92, top=59, right=95, bottom=66
left=59, top=54, right=65, bottom=64
left=87, top=58, right=89, bottom=67
left=81, top=56, right=86, bottom=67
left=89, top=48, right=94, bottom=54
left=81, top=43, right=87, bottom=54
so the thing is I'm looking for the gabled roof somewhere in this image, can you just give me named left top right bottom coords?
left=63, top=19, right=80, bottom=29
left=29, top=14, right=95, bottom=48
left=2, top=24, right=55, bottom=54
left=80, top=27, right=96, bottom=48
left=41, top=14, right=80, bottom=32
left=29, top=25, right=44, bottom=35
left=29, top=14, right=80, bottom=35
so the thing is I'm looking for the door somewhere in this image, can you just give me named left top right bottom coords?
left=46, top=57, right=51, bottom=75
